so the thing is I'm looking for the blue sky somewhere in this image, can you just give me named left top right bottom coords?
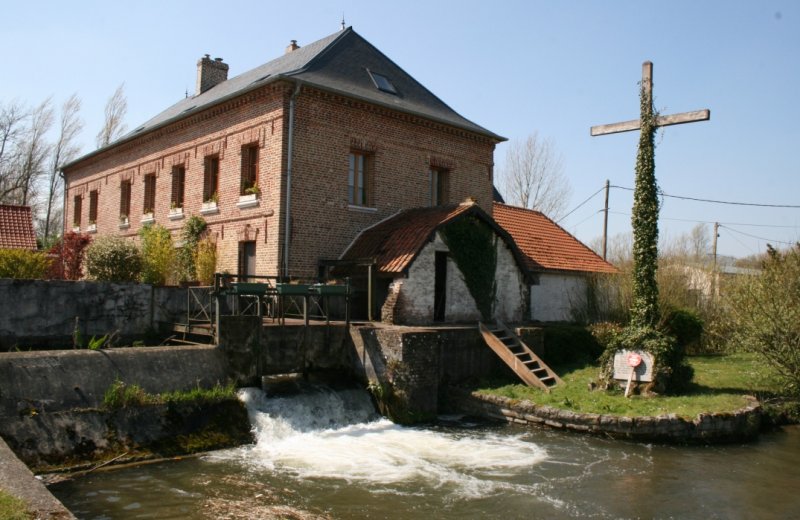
left=3, top=1, right=798, bottom=259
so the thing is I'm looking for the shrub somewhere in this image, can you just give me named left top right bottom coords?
left=47, top=231, right=92, bottom=280
left=139, top=223, right=175, bottom=285
left=588, top=321, right=624, bottom=351
left=84, top=235, right=143, bottom=282
left=195, top=236, right=217, bottom=285
left=0, top=248, right=52, bottom=279
left=661, top=307, right=704, bottom=353
left=726, top=244, right=800, bottom=395
left=176, top=216, right=207, bottom=283
left=542, top=325, right=604, bottom=366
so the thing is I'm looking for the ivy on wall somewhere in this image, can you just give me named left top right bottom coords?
left=440, top=216, right=497, bottom=321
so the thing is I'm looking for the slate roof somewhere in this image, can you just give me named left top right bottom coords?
left=0, top=205, right=37, bottom=250
left=65, top=27, right=502, bottom=169
left=492, top=202, right=617, bottom=274
left=340, top=203, right=527, bottom=276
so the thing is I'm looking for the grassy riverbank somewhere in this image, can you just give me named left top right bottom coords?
left=476, top=353, right=785, bottom=419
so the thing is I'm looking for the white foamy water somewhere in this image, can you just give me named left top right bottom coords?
left=216, top=386, right=548, bottom=498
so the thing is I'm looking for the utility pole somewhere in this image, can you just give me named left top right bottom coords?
left=602, top=179, right=610, bottom=260
left=712, top=221, right=719, bottom=268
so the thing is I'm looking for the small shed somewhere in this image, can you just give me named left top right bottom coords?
left=338, top=201, right=530, bottom=325
left=0, top=205, right=37, bottom=250
left=493, top=202, right=617, bottom=322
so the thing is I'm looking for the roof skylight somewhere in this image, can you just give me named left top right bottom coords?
left=367, top=69, right=398, bottom=95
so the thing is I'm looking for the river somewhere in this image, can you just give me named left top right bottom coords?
left=50, top=385, right=800, bottom=519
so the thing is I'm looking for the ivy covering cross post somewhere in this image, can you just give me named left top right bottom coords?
left=591, top=61, right=710, bottom=394
left=630, top=65, right=659, bottom=328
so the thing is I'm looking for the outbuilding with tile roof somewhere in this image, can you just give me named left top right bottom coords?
left=493, top=202, right=617, bottom=321
left=339, top=201, right=529, bottom=325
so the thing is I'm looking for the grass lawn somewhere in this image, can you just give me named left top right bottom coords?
left=0, top=489, right=31, bottom=520
left=476, top=353, right=782, bottom=419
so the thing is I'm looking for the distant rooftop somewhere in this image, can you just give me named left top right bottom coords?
left=0, top=205, right=37, bottom=250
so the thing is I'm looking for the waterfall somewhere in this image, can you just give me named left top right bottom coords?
left=218, top=386, right=548, bottom=498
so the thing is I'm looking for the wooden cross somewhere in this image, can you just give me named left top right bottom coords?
left=590, top=61, right=710, bottom=136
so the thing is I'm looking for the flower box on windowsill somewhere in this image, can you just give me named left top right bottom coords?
left=200, top=201, right=219, bottom=215
left=87, top=223, right=97, bottom=233
left=169, top=207, right=185, bottom=220
left=141, top=212, right=155, bottom=224
left=72, top=226, right=81, bottom=233
left=237, top=193, right=259, bottom=209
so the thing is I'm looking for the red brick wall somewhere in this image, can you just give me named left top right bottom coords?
left=287, top=88, right=497, bottom=277
left=64, top=84, right=290, bottom=277
left=64, top=82, right=498, bottom=279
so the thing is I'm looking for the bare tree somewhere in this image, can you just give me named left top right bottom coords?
left=96, top=83, right=128, bottom=148
left=12, top=98, right=54, bottom=206
left=42, top=94, right=83, bottom=243
left=499, top=132, right=572, bottom=220
left=0, top=100, right=29, bottom=202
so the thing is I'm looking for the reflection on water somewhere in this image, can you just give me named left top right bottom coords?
left=50, top=386, right=800, bottom=519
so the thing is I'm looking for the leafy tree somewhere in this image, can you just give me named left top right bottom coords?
left=139, top=223, right=175, bottom=285
left=727, top=244, right=800, bottom=394
left=499, top=132, right=572, bottom=220
left=84, top=235, right=142, bottom=282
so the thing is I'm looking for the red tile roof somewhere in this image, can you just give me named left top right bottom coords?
left=341, top=204, right=474, bottom=274
left=0, top=205, right=37, bottom=250
left=340, top=202, right=530, bottom=277
left=493, top=202, right=617, bottom=274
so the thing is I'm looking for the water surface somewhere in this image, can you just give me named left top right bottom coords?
left=50, top=386, right=800, bottom=519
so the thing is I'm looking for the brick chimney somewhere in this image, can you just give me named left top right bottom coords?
left=196, top=55, right=229, bottom=95
left=285, top=40, right=300, bottom=54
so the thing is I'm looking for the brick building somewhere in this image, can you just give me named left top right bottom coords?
left=61, top=27, right=504, bottom=280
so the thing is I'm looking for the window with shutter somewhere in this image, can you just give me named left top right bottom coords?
left=171, top=166, right=185, bottom=208
left=120, top=180, right=132, bottom=219
left=204, top=155, right=219, bottom=202
left=240, top=144, right=259, bottom=195
left=143, top=174, right=156, bottom=214
left=89, top=190, right=98, bottom=222
left=348, top=151, right=372, bottom=207
left=73, top=195, right=82, bottom=227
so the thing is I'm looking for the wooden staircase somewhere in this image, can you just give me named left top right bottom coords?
left=478, top=321, right=563, bottom=392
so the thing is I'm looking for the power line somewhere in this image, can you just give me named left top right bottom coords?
left=719, top=224, right=797, bottom=246
left=610, top=185, right=800, bottom=209
left=557, top=185, right=606, bottom=223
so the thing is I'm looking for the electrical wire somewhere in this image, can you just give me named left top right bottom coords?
left=557, top=185, right=606, bottom=223
left=719, top=225, right=797, bottom=246
left=610, top=185, right=800, bottom=209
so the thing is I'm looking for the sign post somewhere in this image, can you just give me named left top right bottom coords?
left=613, top=350, right=654, bottom=397
left=624, top=352, right=642, bottom=398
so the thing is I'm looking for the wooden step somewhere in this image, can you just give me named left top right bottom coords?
left=478, top=321, right=563, bottom=392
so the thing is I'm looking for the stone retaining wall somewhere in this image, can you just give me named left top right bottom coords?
left=0, top=279, right=187, bottom=349
left=448, top=387, right=763, bottom=443
left=2, top=400, right=252, bottom=472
